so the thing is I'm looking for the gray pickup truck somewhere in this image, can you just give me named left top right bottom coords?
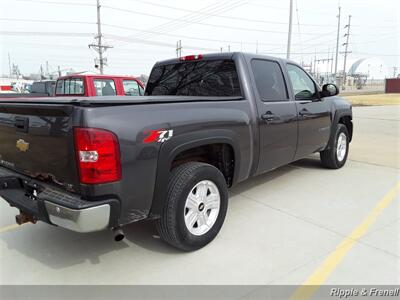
left=0, top=52, right=352, bottom=251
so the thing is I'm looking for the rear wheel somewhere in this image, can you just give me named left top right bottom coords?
left=156, top=162, right=228, bottom=251
left=320, top=123, right=349, bottom=169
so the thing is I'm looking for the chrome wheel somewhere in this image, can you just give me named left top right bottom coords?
left=336, top=132, right=347, bottom=162
left=184, top=180, right=220, bottom=236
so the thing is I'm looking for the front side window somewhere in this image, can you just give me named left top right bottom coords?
left=123, top=80, right=143, bottom=96
left=94, top=79, right=116, bottom=96
left=55, top=78, right=84, bottom=95
left=287, top=64, right=317, bottom=100
left=251, top=59, right=288, bottom=102
left=145, top=59, right=242, bottom=97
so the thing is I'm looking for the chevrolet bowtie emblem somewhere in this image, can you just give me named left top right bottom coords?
left=16, top=139, right=29, bottom=152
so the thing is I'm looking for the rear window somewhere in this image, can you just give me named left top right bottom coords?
left=56, top=78, right=84, bottom=95
left=145, top=59, right=242, bottom=97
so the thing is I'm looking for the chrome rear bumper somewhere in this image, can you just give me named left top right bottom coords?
left=45, top=201, right=111, bottom=233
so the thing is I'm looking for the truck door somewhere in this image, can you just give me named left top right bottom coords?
left=285, top=64, right=331, bottom=159
left=250, top=59, right=298, bottom=174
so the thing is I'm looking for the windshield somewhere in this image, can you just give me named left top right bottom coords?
left=145, top=59, right=241, bottom=97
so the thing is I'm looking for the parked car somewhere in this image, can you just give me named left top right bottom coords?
left=0, top=52, right=352, bottom=251
left=54, top=74, right=144, bottom=97
left=0, top=81, right=55, bottom=98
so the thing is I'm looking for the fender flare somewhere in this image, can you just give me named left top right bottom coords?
left=149, top=129, right=241, bottom=216
left=327, top=109, right=353, bottom=149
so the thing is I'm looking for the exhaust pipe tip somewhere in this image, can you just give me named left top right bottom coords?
left=113, top=227, right=125, bottom=242
left=15, top=211, right=37, bottom=225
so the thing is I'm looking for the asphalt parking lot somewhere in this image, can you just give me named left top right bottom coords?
left=0, top=105, right=399, bottom=286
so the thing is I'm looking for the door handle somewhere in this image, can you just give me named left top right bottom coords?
left=15, top=117, right=29, bottom=133
left=299, top=108, right=312, bottom=117
left=261, top=111, right=279, bottom=122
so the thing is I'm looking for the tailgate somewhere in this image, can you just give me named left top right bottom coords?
left=0, top=103, right=78, bottom=191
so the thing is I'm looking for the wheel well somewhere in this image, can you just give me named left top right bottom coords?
left=171, top=143, right=235, bottom=187
left=339, top=115, right=353, bottom=142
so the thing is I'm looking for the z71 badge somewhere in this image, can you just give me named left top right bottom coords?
left=143, top=129, right=173, bottom=144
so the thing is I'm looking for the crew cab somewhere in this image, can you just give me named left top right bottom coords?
left=0, top=52, right=352, bottom=251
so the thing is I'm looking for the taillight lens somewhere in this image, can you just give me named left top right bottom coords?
left=74, top=128, right=121, bottom=184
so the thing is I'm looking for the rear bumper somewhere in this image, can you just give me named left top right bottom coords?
left=0, top=167, right=120, bottom=233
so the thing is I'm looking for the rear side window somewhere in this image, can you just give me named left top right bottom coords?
left=251, top=59, right=288, bottom=102
left=56, top=79, right=84, bottom=95
left=123, top=80, right=143, bottom=96
left=94, top=79, right=116, bottom=96
left=145, top=59, right=242, bottom=97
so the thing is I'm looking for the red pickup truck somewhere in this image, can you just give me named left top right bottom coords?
left=55, top=74, right=144, bottom=97
left=0, top=75, right=144, bottom=98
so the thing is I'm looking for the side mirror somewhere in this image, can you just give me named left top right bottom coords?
left=321, top=83, right=339, bottom=97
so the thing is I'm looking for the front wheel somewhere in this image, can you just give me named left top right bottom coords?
left=156, top=162, right=228, bottom=251
left=320, top=123, right=349, bottom=169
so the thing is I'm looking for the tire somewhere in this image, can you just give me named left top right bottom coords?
left=156, top=162, right=228, bottom=251
left=320, top=123, right=349, bottom=169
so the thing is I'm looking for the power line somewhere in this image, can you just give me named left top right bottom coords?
left=132, top=0, right=247, bottom=41
left=15, top=0, right=94, bottom=6
left=108, top=0, right=337, bottom=27
left=0, top=31, right=93, bottom=37
left=102, top=23, right=286, bottom=47
left=105, top=1, right=248, bottom=43
left=0, top=17, right=95, bottom=25
left=101, top=4, right=331, bottom=36
left=109, top=0, right=243, bottom=47
left=105, top=34, right=219, bottom=52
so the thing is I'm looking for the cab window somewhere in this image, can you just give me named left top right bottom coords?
left=251, top=59, right=288, bottom=101
left=123, top=80, right=143, bottom=96
left=287, top=64, right=317, bottom=100
left=94, top=79, right=116, bottom=96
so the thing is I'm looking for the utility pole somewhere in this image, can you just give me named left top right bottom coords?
left=286, top=0, right=294, bottom=59
left=334, top=6, right=341, bottom=85
left=8, top=53, right=12, bottom=78
left=58, top=66, right=61, bottom=77
left=342, top=15, right=352, bottom=90
left=89, top=0, right=112, bottom=74
left=256, top=40, right=259, bottom=54
left=228, top=45, right=231, bottom=52
left=393, top=67, right=398, bottom=78
left=176, top=40, right=182, bottom=57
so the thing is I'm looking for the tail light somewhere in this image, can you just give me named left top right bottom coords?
left=74, top=128, right=121, bottom=184
left=180, top=54, right=203, bottom=61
